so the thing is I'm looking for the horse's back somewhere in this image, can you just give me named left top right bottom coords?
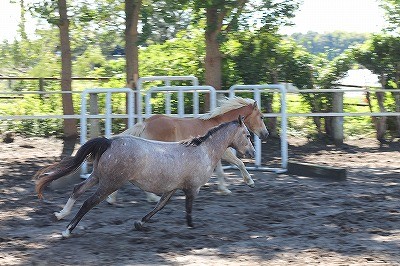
left=142, top=114, right=207, bottom=142
left=98, top=136, right=208, bottom=194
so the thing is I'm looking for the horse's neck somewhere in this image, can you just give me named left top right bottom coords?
left=202, top=124, right=236, bottom=162
left=209, top=105, right=252, bottom=125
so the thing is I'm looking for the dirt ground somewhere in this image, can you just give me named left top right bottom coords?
left=0, top=135, right=399, bottom=265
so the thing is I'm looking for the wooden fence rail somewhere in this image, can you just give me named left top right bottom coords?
left=0, top=77, right=115, bottom=91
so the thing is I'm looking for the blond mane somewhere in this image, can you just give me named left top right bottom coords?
left=200, top=96, right=255, bottom=120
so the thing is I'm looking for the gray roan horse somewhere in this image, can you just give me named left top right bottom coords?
left=108, top=96, right=268, bottom=203
left=33, top=116, right=255, bottom=237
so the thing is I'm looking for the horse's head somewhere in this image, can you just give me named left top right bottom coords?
left=231, top=116, right=255, bottom=158
left=244, top=102, right=269, bottom=140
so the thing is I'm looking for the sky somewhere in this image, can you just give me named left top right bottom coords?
left=280, top=0, right=387, bottom=34
left=0, top=0, right=388, bottom=42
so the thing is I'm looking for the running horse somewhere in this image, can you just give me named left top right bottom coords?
left=33, top=116, right=255, bottom=237
left=108, top=96, right=269, bottom=203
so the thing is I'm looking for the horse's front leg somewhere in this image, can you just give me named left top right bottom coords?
left=134, top=189, right=177, bottom=230
left=106, top=190, right=118, bottom=204
left=214, top=161, right=232, bottom=194
left=222, top=148, right=255, bottom=188
left=145, top=192, right=161, bottom=203
left=183, top=188, right=199, bottom=228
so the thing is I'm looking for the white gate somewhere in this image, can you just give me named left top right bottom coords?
left=229, top=84, right=294, bottom=173
left=145, top=85, right=217, bottom=118
left=80, top=88, right=135, bottom=177
left=137, top=76, right=199, bottom=121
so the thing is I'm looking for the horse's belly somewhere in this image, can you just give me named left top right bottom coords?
left=129, top=166, right=184, bottom=194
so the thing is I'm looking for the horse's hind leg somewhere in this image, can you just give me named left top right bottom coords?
left=222, top=149, right=255, bottom=188
left=134, top=189, right=176, bottom=230
left=62, top=185, right=116, bottom=238
left=55, top=174, right=99, bottom=220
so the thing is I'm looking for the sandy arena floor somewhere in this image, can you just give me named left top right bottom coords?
left=0, top=136, right=399, bottom=265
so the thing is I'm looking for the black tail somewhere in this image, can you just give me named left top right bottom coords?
left=33, top=137, right=112, bottom=198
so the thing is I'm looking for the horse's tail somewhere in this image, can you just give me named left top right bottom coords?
left=33, top=137, right=112, bottom=199
left=120, top=122, right=145, bottom=137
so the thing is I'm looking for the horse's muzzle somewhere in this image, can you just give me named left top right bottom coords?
left=258, top=130, right=269, bottom=140
left=245, top=148, right=255, bottom=158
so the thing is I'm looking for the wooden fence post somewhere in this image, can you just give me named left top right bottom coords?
left=332, top=90, right=344, bottom=145
left=39, top=78, right=44, bottom=91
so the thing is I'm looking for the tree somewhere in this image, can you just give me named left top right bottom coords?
left=31, top=0, right=78, bottom=138
left=193, top=0, right=300, bottom=102
left=380, top=0, right=400, bottom=33
left=58, top=0, right=78, bottom=138
left=290, top=31, right=369, bottom=60
left=125, top=0, right=141, bottom=90
left=352, top=35, right=400, bottom=140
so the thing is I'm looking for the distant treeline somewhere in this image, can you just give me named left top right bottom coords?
left=290, top=31, right=369, bottom=60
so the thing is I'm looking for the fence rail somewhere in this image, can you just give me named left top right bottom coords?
left=0, top=77, right=115, bottom=92
left=0, top=77, right=113, bottom=81
left=2, top=83, right=400, bottom=173
left=1, top=87, right=400, bottom=120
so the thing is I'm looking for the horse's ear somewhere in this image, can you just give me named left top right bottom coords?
left=253, top=101, right=257, bottom=109
left=238, top=115, right=244, bottom=126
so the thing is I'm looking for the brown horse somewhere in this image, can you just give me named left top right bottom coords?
left=108, top=96, right=269, bottom=203
left=33, top=116, right=255, bottom=237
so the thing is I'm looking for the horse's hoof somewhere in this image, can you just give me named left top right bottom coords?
left=61, top=229, right=71, bottom=238
left=134, top=221, right=144, bottom=231
left=146, top=194, right=161, bottom=203
left=218, top=188, right=232, bottom=195
left=54, top=211, right=64, bottom=220
left=187, top=222, right=194, bottom=228
left=247, top=180, right=255, bottom=188
left=106, top=196, right=117, bottom=205
left=106, top=197, right=117, bottom=205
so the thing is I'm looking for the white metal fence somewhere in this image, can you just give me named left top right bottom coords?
left=2, top=77, right=400, bottom=174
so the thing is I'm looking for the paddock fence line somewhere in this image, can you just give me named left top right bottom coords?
left=0, top=77, right=114, bottom=93
left=1, top=77, right=400, bottom=174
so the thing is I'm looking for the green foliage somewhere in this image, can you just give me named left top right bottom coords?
left=139, top=29, right=205, bottom=80
left=290, top=31, right=369, bottom=60
left=74, top=45, right=107, bottom=76
left=380, top=0, right=400, bottom=32
left=192, top=0, right=300, bottom=32
left=2, top=0, right=398, bottom=138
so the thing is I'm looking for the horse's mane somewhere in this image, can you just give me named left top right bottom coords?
left=181, top=120, right=238, bottom=146
left=199, top=97, right=255, bottom=120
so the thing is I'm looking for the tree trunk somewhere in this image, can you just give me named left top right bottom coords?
left=204, top=7, right=223, bottom=110
left=393, top=64, right=400, bottom=137
left=125, top=0, right=141, bottom=122
left=375, top=75, right=387, bottom=141
left=311, top=96, right=323, bottom=137
left=324, top=116, right=333, bottom=138
left=393, top=91, right=400, bottom=137
left=58, top=0, right=77, bottom=139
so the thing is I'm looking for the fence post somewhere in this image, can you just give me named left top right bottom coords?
left=89, top=93, right=100, bottom=139
left=39, top=78, right=44, bottom=92
left=332, top=90, right=344, bottom=145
